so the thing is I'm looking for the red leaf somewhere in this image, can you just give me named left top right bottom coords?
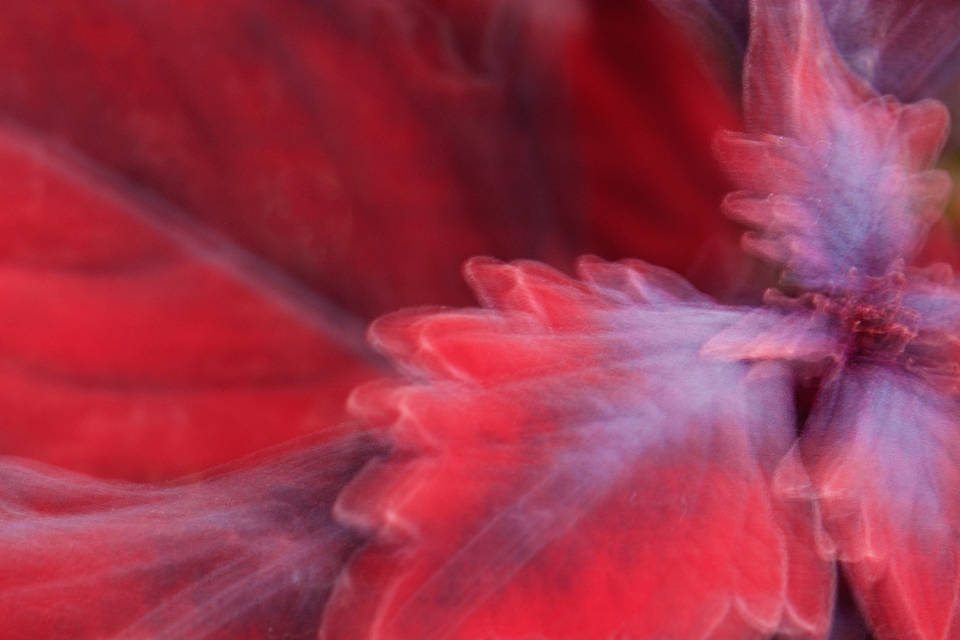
left=0, top=0, right=747, bottom=311
left=558, top=1, right=753, bottom=298
left=0, top=0, right=748, bottom=478
left=324, top=258, right=833, bottom=639
left=0, top=123, right=382, bottom=479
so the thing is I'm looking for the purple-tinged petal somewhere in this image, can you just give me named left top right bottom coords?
left=324, top=258, right=833, bottom=639
left=702, top=304, right=841, bottom=364
left=715, top=0, right=952, bottom=290
left=803, top=365, right=960, bottom=639
left=902, top=265, right=960, bottom=334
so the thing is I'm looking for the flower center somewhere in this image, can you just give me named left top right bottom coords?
left=825, top=276, right=919, bottom=362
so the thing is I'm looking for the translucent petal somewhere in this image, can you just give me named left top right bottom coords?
left=716, top=0, right=952, bottom=290
left=325, top=258, right=834, bottom=639
left=804, top=365, right=960, bottom=639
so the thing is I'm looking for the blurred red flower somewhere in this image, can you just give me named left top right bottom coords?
left=7, top=1, right=960, bottom=639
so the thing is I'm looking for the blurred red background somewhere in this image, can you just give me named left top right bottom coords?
left=0, top=0, right=752, bottom=480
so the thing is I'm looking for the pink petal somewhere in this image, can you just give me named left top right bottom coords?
left=325, top=258, right=833, bottom=639
left=715, top=0, right=952, bottom=290
left=803, top=364, right=960, bottom=639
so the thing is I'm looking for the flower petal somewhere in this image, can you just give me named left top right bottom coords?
left=803, top=364, right=960, bottom=639
left=715, top=0, right=952, bottom=290
left=324, top=258, right=833, bottom=639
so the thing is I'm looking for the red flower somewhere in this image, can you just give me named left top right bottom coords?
left=3, top=1, right=960, bottom=639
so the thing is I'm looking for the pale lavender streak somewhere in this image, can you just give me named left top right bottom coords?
left=0, top=433, right=376, bottom=639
